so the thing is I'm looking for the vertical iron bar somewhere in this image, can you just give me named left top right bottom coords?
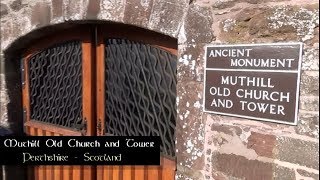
left=20, top=57, right=25, bottom=88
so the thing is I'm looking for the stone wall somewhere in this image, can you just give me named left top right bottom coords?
left=0, top=0, right=319, bottom=179
left=177, top=1, right=319, bottom=179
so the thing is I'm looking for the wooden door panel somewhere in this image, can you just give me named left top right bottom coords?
left=53, top=132, right=62, bottom=180
left=147, top=166, right=160, bottom=180
left=45, top=130, right=54, bottom=180
left=25, top=121, right=82, bottom=136
left=22, top=28, right=95, bottom=180
left=62, top=166, right=72, bottom=180
left=96, top=26, right=177, bottom=180
left=25, top=123, right=92, bottom=180
left=97, top=158, right=176, bottom=180
left=134, top=166, right=145, bottom=180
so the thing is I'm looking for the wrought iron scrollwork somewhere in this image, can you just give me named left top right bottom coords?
left=28, top=41, right=83, bottom=131
left=104, top=39, right=177, bottom=158
left=74, top=118, right=87, bottom=136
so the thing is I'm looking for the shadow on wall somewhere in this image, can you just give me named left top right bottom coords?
left=1, top=54, right=27, bottom=180
left=3, top=54, right=24, bottom=135
left=1, top=23, right=81, bottom=136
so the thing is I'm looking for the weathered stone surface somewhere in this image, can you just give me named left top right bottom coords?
left=205, top=116, right=281, bottom=180
left=211, top=0, right=236, bottom=9
left=299, top=96, right=319, bottom=111
left=5, top=9, right=33, bottom=50
left=208, top=123, right=245, bottom=154
left=212, top=153, right=273, bottom=180
left=211, top=153, right=297, bottom=180
left=10, top=0, right=22, bottom=11
left=123, top=0, right=153, bottom=27
left=65, top=0, right=86, bottom=20
left=176, top=166, right=204, bottom=180
left=220, top=6, right=319, bottom=43
left=1, top=9, right=31, bottom=49
left=297, top=169, right=319, bottom=180
left=310, top=26, right=319, bottom=45
left=148, top=0, right=187, bottom=37
left=99, top=0, right=126, bottom=22
left=182, top=4, right=215, bottom=44
left=86, top=0, right=100, bottom=19
left=248, top=10, right=274, bottom=36
left=244, top=0, right=286, bottom=4
left=211, top=123, right=242, bottom=137
left=51, top=0, right=63, bottom=21
left=247, top=131, right=276, bottom=158
left=208, top=0, right=287, bottom=9
left=296, top=113, right=319, bottom=138
left=176, top=81, right=204, bottom=170
left=0, top=21, right=12, bottom=47
left=302, top=47, right=319, bottom=70
left=268, top=5, right=319, bottom=43
left=300, top=71, right=319, bottom=96
left=31, top=2, right=51, bottom=27
left=207, top=117, right=319, bottom=178
left=178, top=44, right=205, bottom=82
left=273, top=165, right=296, bottom=180
left=0, top=74, right=9, bottom=128
left=220, top=7, right=273, bottom=43
left=276, top=137, right=319, bottom=169
left=168, top=0, right=188, bottom=4
left=0, top=3, right=9, bottom=16
left=211, top=170, right=231, bottom=180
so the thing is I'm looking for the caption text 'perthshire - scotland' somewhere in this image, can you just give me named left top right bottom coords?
left=0, top=136, right=160, bottom=165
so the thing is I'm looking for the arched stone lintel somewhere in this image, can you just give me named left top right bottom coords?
left=1, top=0, right=189, bottom=55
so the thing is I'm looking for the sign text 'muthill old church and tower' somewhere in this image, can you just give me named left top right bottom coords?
left=203, top=43, right=303, bottom=125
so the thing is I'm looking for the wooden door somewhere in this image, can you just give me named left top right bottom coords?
left=96, top=25, right=177, bottom=180
left=22, top=28, right=96, bottom=180
left=22, top=25, right=177, bottom=180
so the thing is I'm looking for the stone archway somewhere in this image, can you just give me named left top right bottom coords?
left=1, top=0, right=189, bottom=135
left=1, top=0, right=189, bottom=51
left=1, top=0, right=217, bottom=179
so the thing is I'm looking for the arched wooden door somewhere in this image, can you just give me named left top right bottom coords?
left=22, top=28, right=96, bottom=180
left=22, top=25, right=177, bottom=180
left=95, top=26, right=177, bottom=180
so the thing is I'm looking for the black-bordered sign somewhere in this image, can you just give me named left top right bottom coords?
left=0, top=136, right=160, bottom=165
left=203, top=43, right=303, bottom=125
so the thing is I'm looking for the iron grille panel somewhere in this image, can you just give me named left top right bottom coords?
left=28, top=41, right=83, bottom=130
left=105, top=39, right=177, bottom=157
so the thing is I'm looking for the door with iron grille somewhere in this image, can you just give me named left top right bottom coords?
left=22, top=28, right=96, bottom=180
left=95, top=26, right=177, bottom=180
left=22, top=25, right=177, bottom=180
